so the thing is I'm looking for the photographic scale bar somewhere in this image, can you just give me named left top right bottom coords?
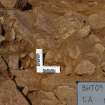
left=36, top=49, right=60, bottom=73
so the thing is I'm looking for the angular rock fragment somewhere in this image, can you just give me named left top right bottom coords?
left=0, top=80, right=29, bottom=105
left=23, top=86, right=29, bottom=96
left=75, top=60, right=96, bottom=75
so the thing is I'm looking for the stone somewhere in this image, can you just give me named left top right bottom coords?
left=20, top=55, right=35, bottom=69
left=28, top=90, right=59, bottom=105
left=78, top=25, right=91, bottom=38
left=8, top=55, right=19, bottom=70
left=23, top=86, right=29, bottom=96
left=41, top=77, right=57, bottom=91
left=39, top=91, right=59, bottom=105
left=45, top=50, right=62, bottom=64
left=29, top=52, right=34, bottom=59
left=64, top=61, right=72, bottom=75
left=5, top=28, right=16, bottom=41
left=88, top=12, right=105, bottom=29
left=86, top=52, right=101, bottom=64
left=55, top=86, right=74, bottom=105
left=34, top=7, right=85, bottom=39
left=56, top=12, right=86, bottom=39
left=89, top=34, right=100, bottom=44
left=68, top=45, right=81, bottom=59
left=11, top=69, right=41, bottom=91
left=41, top=76, right=71, bottom=91
left=0, top=0, right=16, bottom=8
left=28, top=91, right=42, bottom=105
left=94, top=43, right=105, bottom=54
left=0, top=80, right=29, bottom=105
left=0, top=17, right=4, bottom=25
left=0, top=35, right=5, bottom=43
left=75, top=60, right=96, bottom=75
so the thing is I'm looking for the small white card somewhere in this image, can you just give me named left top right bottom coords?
left=77, top=82, right=105, bottom=105
left=36, top=49, right=60, bottom=73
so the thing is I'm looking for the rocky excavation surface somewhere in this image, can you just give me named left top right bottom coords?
left=1, top=0, right=105, bottom=105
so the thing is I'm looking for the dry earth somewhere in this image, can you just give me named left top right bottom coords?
left=0, top=0, right=105, bottom=105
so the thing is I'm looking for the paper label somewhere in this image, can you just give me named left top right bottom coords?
left=77, top=82, right=105, bottom=105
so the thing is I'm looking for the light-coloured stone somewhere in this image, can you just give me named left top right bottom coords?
left=0, top=35, right=5, bottom=43
left=88, top=12, right=105, bottom=29
left=0, top=80, right=29, bottom=105
left=29, top=52, right=34, bottom=59
left=68, top=45, right=81, bottom=59
left=0, top=0, right=16, bottom=8
left=56, top=12, right=86, bottom=39
left=75, top=60, right=96, bottom=75
left=23, top=86, right=29, bottom=96
left=89, top=34, right=100, bottom=44
left=94, top=43, right=105, bottom=54
left=78, top=25, right=91, bottom=38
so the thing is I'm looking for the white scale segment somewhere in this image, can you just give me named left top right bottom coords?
left=36, top=49, right=60, bottom=73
